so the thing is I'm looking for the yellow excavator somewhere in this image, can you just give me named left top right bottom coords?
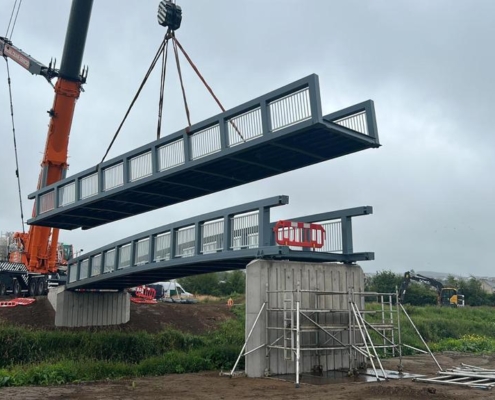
left=399, top=271, right=465, bottom=307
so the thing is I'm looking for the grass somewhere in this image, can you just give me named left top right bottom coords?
left=2, top=304, right=495, bottom=387
left=0, top=351, right=222, bottom=386
left=430, top=334, right=495, bottom=353
left=401, top=305, right=495, bottom=344
left=366, top=303, right=495, bottom=355
left=0, top=306, right=245, bottom=387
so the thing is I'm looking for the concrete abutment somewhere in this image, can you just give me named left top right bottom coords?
left=245, top=260, right=365, bottom=378
left=48, top=286, right=130, bottom=327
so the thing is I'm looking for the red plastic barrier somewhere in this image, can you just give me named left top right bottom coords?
left=131, top=297, right=157, bottom=304
left=0, top=298, right=36, bottom=308
left=134, top=286, right=157, bottom=301
left=273, top=220, right=326, bottom=249
left=13, top=298, right=36, bottom=306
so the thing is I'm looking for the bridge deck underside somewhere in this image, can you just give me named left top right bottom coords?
left=66, top=247, right=369, bottom=290
left=32, top=122, right=375, bottom=230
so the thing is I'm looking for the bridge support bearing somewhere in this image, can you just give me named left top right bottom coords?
left=49, top=286, right=130, bottom=327
left=245, top=260, right=365, bottom=378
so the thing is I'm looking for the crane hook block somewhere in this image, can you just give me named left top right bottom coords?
left=158, top=1, right=182, bottom=30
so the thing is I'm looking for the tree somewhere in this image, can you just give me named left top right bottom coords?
left=178, top=270, right=246, bottom=296
left=369, top=270, right=403, bottom=295
left=458, top=277, right=490, bottom=306
left=365, top=270, right=402, bottom=303
left=445, top=275, right=460, bottom=288
left=223, top=270, right=245, bottom=295
left=178, top=273, right=221, bottom=296
left=402, top=282, right=437, bottom=306
left=367, top=270, right=438, bottom=306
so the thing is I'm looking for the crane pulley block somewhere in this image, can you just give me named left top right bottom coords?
left=158, top=1, right=182, bottom=30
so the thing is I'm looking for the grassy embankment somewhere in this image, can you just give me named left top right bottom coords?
left=399, top=305, right=495, bottom=353
left=367, top=304, right=495, bottom=354
left=0, top=305, right=244, bottom=387
left=1, top=304, right=495, bottom=387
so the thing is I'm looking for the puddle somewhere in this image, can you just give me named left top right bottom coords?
left=271, top=369, right=425, bottom=386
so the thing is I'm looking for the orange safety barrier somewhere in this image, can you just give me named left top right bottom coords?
left=0, top=301, right=16, bottom=308
left=273, top=220, right=326, bottom=249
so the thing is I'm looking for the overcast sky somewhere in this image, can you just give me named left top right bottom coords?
left=1, top=0, right=494, bottom=276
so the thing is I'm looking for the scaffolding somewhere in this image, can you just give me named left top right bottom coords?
left=261, top=285, right=403, bottom=386
left=228, top=282, right=441, bottom=388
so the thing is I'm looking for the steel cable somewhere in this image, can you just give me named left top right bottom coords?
left=4, top=58, right=25, bottom=233
left=172, top=37, right=245, bottom=142
left=99, top=35, right=168, bottom=165
left=5, top=0, right=23, bottom=39
left=157, top=39, right=169, bottom=139
left=101, top=29, right=247, bottom=165
left=172, top=36, right=192, bottom=131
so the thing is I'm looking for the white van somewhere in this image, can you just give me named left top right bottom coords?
left=147, top=281, right=194, bottom=302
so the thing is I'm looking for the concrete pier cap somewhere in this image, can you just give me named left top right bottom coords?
left=48, top=286, right=130, bottom=327
left=245, top=259, right=365, bottom=378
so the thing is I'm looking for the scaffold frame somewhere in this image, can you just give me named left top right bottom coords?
left=232, top=284, right=442, bottom=387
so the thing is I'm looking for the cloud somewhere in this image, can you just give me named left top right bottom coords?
left=0, top=0, right=493, bottom=276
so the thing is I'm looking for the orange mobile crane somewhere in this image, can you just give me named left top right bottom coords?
left=0, top=0, right=94, bottom=296
left=0, top=0, right=183, bottom=297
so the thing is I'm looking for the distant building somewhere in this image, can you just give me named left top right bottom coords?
left=480, top=279, right=495, bottom=294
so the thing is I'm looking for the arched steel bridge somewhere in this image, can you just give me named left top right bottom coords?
left=65, top=196, right=373, bottom=290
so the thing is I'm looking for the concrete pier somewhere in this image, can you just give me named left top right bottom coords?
left=48, top=286, right=130, bottom=327
left=245, top=260, right=365, bottom=378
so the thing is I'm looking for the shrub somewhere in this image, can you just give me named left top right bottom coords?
left=431, top=334, right=495, bottom=353
left=0, top=306, right=246, bottom=386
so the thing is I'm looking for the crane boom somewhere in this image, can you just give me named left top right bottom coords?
left=0, top=36, right=59, bottom=80
left=5, top=0, right=94, bottom=274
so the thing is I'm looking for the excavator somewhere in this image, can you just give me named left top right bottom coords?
left=399, top=271, right=465, bottom=307
left=0, top=0, right=182, bottom=297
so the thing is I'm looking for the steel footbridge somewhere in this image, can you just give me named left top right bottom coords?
left=66, top=196, right=373, bottom=290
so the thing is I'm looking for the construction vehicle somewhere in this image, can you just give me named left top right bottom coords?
left=0, top=0, right=185, bottom=297
left=0, top=0, right=93, bottom=296
left=0, top=232, right=74, bottom=295
left=399, top=271, right=465, bottom=307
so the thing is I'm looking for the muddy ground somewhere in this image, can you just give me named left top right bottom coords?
left=2, top=354, right=495, bottom=400
left=0, top=296, right=233, bottom=334
left=1, top=299, right=495, bottom=399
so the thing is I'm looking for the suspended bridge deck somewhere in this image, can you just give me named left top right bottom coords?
left=27, top=74, right=380, bottom=230
left=65, top=196, right=373, bottom=290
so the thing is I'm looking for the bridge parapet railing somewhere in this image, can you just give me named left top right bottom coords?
left=323, top=100, right=379, bottom=141
left=68, top=196, right=287, bottom=283
left=67, top=197, right=373, bottom=285
left=31, top=74, right=324, bottom=219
